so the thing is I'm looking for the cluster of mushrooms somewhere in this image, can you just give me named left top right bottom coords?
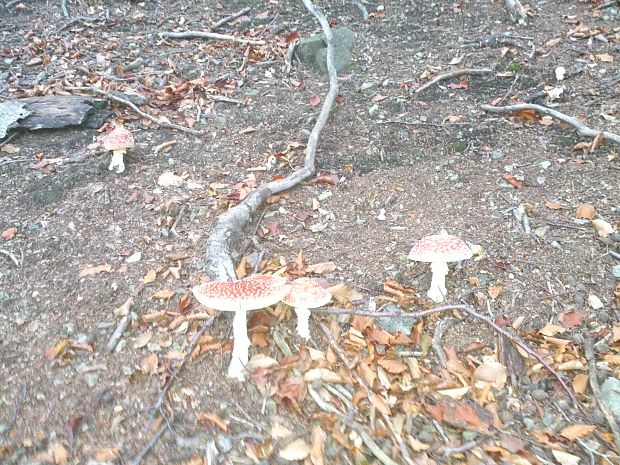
left=193, top=230, right=473, bottom=381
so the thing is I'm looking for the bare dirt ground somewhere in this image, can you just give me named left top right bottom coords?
left=1, top=1, right=620, bottom=464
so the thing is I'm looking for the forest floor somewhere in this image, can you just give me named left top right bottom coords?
left=1, top=1, right=620, bottom=464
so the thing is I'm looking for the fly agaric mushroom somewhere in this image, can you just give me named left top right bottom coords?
left=192, top=275, right=290, bottom=380
left=408, top=230, right=472, bottom=303
left=281, top=278, right=332, bottom=340
left=104, top=125, right=134, bottom=174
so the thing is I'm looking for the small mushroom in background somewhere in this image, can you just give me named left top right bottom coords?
left=408, top=230, right=473, bottom=303
left=103, top=125, right=134, bottom=174
left=192, top=274, right=291, bottom=380
left=281, top=278, right=332, bottom=340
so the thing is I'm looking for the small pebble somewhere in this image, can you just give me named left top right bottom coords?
left=522, top=417, right=536, bottom=429
left=531, top=389, right=548, bottom=401
left=84, top=373, right=99, bottom=388
left=216, top=434, right=232, bottom=453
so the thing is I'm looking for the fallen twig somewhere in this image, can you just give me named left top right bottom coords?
left=352, top=0, right=369, bottom=20
left=481, top=103, right=620, bottom=146
left=64, top=87, right=205, bottom=136
left=160, top=31, right=266, bottom=46
left=212, top=7, right=251, bottom=30
left=317, top=303, right=579, bottom=404
left=0, top=249, right=20, bottom=267
left=202, top=0, right=339, bottom=280
left=307, top=383, right=399, bottom=465
left=145, top=316, right=217, bottom=430
left=415, top=68, right=494, bottom=94
left=106, top=305, right=136, bottom=352
left=127, top=423, right=168, bottom=465
left=319, top=321, right=415, bottom=465
left=584, top=336, right=620, bottom=452
left=60, top=0, right=69, bottom=17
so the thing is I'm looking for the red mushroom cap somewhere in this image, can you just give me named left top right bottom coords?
left=103, top=126, right=134, bottom=151
left=192, top=275, right=290, bottom=312
left=281, top=277, right=332, bottom=309
left=408, top=233, right=472, bottom=263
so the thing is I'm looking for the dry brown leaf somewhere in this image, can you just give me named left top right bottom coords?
left=197, top=412, right=229, bottom=432
left=278, top=438, right=310, bottom=461
left=572, top=374, right=589, bottom=395
left=551, top=449, right=581, bottom=465
left=377, top=358, right=409, bottom=374
left=575, top=203, right=595, bottom=220
left=93, top=448, right=121, bottom=462
left=595, top=53, right=614, bottom=62
left=310, top=426, right=325, bottom=465
left=545, top=37, right=562, bottom=47
left=539, top=323, right=566, bottom=336
left=488, top=285, right=503, bottom=299
left=407, top=436, right=430, bottom=452
left=540, top=115, right=553, bottom=126
left=303, top=368, right=343, bottom=384
left=50, top=442, right=68, bottom=465
left=591, top=219, right=615, bottom=238
left=327, top=282, right=363, bottom=305
left=45, top=340, right=70, bottom=360
left=545, top=201, right=563, bottom=210
left=151, top=289, right=175, bottom=300
left=134, top=330, right=152, bottom=349
left=306, top=261, right=337, bottom=274
left=78, top=263, right=112, bottom=277
left=573, top=141, right=591, bottom=152
left=473, top=358, right=507, bottom=389
left=560, top=424, right=595, bottom=441
left=140, top=353, right=158, bottom=375
left=370, top=392, right=391, bottom=415
left=603, top=354, right=620, bottom=366
left=612, top=324, right=620, bottom=343
left=143, top=269, right=157, bottom=284
left=1, top=227, right=17, bottom=240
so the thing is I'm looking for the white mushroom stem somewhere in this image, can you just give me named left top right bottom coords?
left=427, top=261, right=449, bottom=303
left=108, top=149, right=126, bottom=174
left=294, top=307, right=311, bottom=340
left=228, top=307, right=251, bottom=380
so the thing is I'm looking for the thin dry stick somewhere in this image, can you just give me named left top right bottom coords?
left=202, top=0, right=339, bottom=280
left=584, top=336, right=620, bottom=452
left=145, top=315, right=217, bottom=429
left=64, top=87, right=205, bottom=136
left=316, top=303, right=579, bottom=404
left=212, top=7, right=251, bottom=30
left=307, top=384, right=400, bottom=465
left=319, top=321, right=414, bottom=465
left=415, top=68, right=494, bottom=94
left=481, top=103, right=620, bottom=146
left=127, top=423, right=168, bottom=465
left=106, top=306, right=135, bottom=352
left=160, top=31, right=266, bottom=45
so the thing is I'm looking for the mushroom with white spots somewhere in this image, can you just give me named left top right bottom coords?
left=408, top=230, right=473, bottom=303
left=281, top=278, right=332, bottom=340
left=192, top=275, right=291, bottom=380
left=104, top=125, right=134, bottom=174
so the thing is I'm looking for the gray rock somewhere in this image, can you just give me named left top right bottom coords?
left=216, top=434, right=232, bottom=453
left=84, top=373, right=99, bottom=388
left=612, top=264, right=620, bottom=279
left=296, top=27, right=356, bottom=74
left=491, top=150, right=505, bottom=160
left=376, top=304, right=416, bottom=334
left=175, top=432, right=211, bottom=450
left=600, top=377, right=620, bottom=422
left=531, top=389, right=548, bottom=401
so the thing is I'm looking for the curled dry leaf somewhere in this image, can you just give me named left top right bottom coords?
left=306, top=261, right=337, bottom=274
left=551, top=449, right=581, bottom=465
left=309, top=95, right=321, bottom=106
left=575, top=203, right=595, bottom=220
left=303, top=367, right=343, bottom=384
left=197, top=412, right=228, bottom=432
